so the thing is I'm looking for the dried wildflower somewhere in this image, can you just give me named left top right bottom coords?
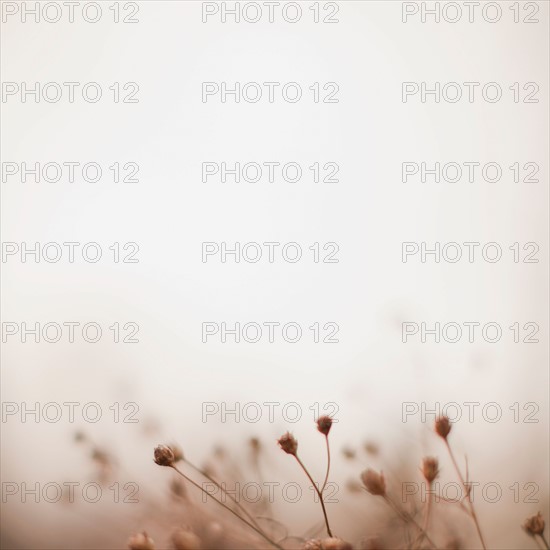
left=523, top=512, right=545, bottom=536
left=360, top=468, right=386, bottom=496
left=250, top=436, right=261, bottom=452
left=277, top=432, right=298, bottom=456
left=171, top=527, right=201, bottom=550
left=127, top=532, right=155, bottom=550
left=435, top=416, right=452, bottom=439
left=342, top=446, right=356, bottom=460
left=317, top=415, right=333, bottom=436
left=154, top=444, right=175, bottom=466
left=364, top=441, right=379, bottom=456
left=421, top=456, right=440, bottom=483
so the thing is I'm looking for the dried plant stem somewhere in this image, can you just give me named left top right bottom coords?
left=423, top=492, right=433, bottom=533
left=321, top=434, right=331, bottom=493
left=382, top=495, right=437, bottom=549
left=169, top=464, right=283, bottom=550
left=539, top=534, right=550, bottom=550
left=444, top=441, right=487, bottom=550
left=294, top=454, right=334, bottom=537
left=184, top=459, right=262, bottom=530
left=413, top=490, right=433, bottom=550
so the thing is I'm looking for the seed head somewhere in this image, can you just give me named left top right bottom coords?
left=342, top=446, right=356, bottom=460
left=363, top=441, right=379, bottom=456
left=127, top=532, right=155, bottom=550
left=421, top=456, right=440, bottom=483
left=250, top=437, right=261, bottom=453
left=523, top=512, right=545, bottom=537
left=360, top=468, right=386, bottom=496
left=277, top=432, right=298, bottom=456
left=154, top=444, right=175, bottom=466
left=435, top=416, right=452, bottom=439
left=316, top=416, right=333, bottom=436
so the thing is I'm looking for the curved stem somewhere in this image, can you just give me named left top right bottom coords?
left=169, top=464, right=283, bottom=550
left=320, top=435, right=331, bottom=494
left=413, top=488, right=433, bottom=549
left=445, top=441, right=487, bottom=550
left=294, top=454, right=333, bottom=537
left=184, top=459, right=262, bottom=530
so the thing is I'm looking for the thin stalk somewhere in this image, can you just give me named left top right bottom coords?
left=294, top=454, right=333, bottom=537
left=169, top=464, right=283, bottom=550
left=444, top=441, right=487, bottom=550
left=413, top=489, right=433, bottom=549
left=539, top=534, right=550, bottom=550
left=183, top=459, right=262, bottom=530
left=320, top=434, right=331, bottom=494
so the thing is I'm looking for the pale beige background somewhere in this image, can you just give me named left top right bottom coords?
left=1, top=1, right=548, bottom=549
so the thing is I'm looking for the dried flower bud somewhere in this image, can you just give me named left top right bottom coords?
left=435, top=416, right=452, bottom=439
left=154, top=444, right=175, bottom=466
left=421, top=456, right=439, bottom=483
left=128, top=532, right=155, bottom=550
left=523, top=512, right=545, bottom=537
left=316, top=416, right=333, bottom=436
left=342, top=447, right=356, bottom=460
left=171, top=528, right=201, bottom=550
left=363, top=441, right=379, bottom=456
left=360, top=468, right=386, bottom=496
left=277, top=432, right=298, bottom=456
left=250, top=436, right=260, bottom=450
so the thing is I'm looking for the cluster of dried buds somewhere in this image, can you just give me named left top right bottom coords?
left=132, top=414, right=547, bottom=550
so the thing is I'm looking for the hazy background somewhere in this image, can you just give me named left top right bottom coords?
left=1, top=1, right=548, bottom=548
